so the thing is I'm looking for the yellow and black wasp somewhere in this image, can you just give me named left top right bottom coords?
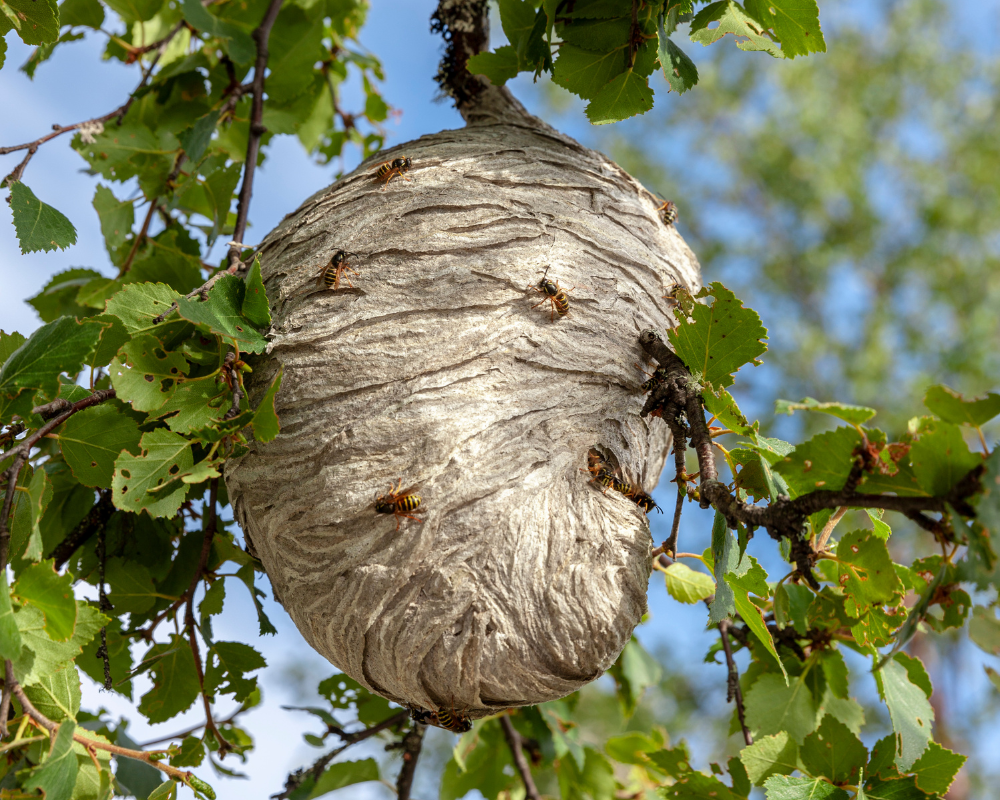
left=432, top=706, right=472, bottom=733
left=320, top=250, right=361, bottom=291
left=529, top=269, right=574, bottom=322
left=631, top=490, right=662, bottom=515
left=581, top=452, right=616, bottom=495
left=374, top=478, right=424, bottom=530
left=374, top=156, right=412, bottom=189
left=657, top=200, right=678, bottom=226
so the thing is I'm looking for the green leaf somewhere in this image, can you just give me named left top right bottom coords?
left=668, top=282, right=768, bottom=391
left=0, top=329, right=27, bottom=367
left=585, top=68, right=654, bottom=124
left=10, top=465, right=51, bottom=562
left=467, top=46, right=520, bottom=85
left=861, top=775, right=931, bottom=800
left=241, top=257, right=271, bottom=328
left=169, top=737, right=204, bottom=768
left=690, top=1, right=783, bottom=58
left=15, top=561, right=77, bottom=641
left=658, top=14, right=698, bottom=94
left=204, top=640, right=266, bottom=702
left=774, top=583, right=812, bottom=636
left=836, top=530, right=903, bottom=617
left=23, top=663, right=81, bottom=722
left=604, top=731, right=661, bottom=765
left=969, top=605, right=1000, bottom=654
left=102, top=0, right=162, bottom=23
left=138, top=635, right=201, bottom=723
left=202, top=162, right=242, bottom=244
left=800, top=714, right=866, bottom=785
left=875, top=659, right=934, bottom=770
left=251, top=367, right=283, bottom=442
left=611, top=638, right=662, bottom=716
left=24, top=721, right=79, bottom=800
left=647, top=742, right=692, bottom=778
left=93, top=184, right=134, bottom=265
left=663, top=561, right=715, bottom=604
left=763, top=775, right=849, bottom=800
left=154, top=377, right=228, bottom=434
left=178, top=110, right=221, bottom=164
left=58, top=0, right=103, bottom=28
left=12, top=602, right=105, bottom=685
left=909, top=418, right=982, bottom=497
left=740, top=731, right=798, bottom=786
left=0, top=316, right=102, bottom=419
left=115, top=727, right=165, bottom=799
left=112, top=428, right=193, bottom=517
left=8, top=181, right=77, bottom=252
left=266, top=7, right=324, bottom=101
left=924, top=384, right=1000, bottom=427
left=309, top=758, right=379, bottom=798
left=72, top=122, right=168, bottom=184
left=745, top=673, right=816, bottom=744
left=709, top=512, right=745, bottom=623
left=703, top=387, right=758, bottom=439
left=2, top=0, right=59, bottom=45
left=726, top=563, right=785, bottom=680
left=105, top=557, right=157, bottom=615
left=908, top=741, right=966, bottom=796
left=176, top=275, right=268, bottom=353
left=26, top=267, right=104, bottom=322
left=104, top=282, right=184, bottom=338
left=179, top=0, right=253, bottom=63
left=552, top=43, right=628, bottom=100
left=0, top=573, right=23, bottom=660
left=235, top=562, right=277, bottom=635
left=775, top=397, right=876, bottom=426
left=774, top=427, right=863, bottom=497
left=58, top=404, right=142, bottom=488
left=732, top=447, right=788, bottom=502
left=109, top=335, right=190, bottom=413
left=743, top=0, right=825, bottom=57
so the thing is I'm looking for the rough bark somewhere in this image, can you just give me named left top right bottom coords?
left=225, top=76, right=700, bottom=717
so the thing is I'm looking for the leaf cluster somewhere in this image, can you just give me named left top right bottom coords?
left=467, top=0, right=827, bottom=124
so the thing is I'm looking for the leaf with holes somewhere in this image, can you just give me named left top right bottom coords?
left=112, top=428, right=194, bottom=517
left=109, top=335, right=190, bottom=413
left=668, top=282, right=768, bottom=391
left=690, top=1, right=783, bottom=57
left=104, top=282, right=186, bottom=339
left=58, top=404, right=142, bottom=488
left=176, top=275, right=268, bottom=353
left=836, top=530, right=903, bottom=617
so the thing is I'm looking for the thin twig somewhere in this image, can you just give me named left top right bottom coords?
left=138, top=704, right=248, bottom=748
left=222, top=351, right=244, bottom=419
left=48, top=490, right=114, bottom=569
left=0, top=660, right=13, bottom=738
left=7, top=660, right=196, bottom=782
left=395, top=722, right=426, bottom=800
left=816, top=506, right=848, bottom=552
left=272, top=711, right=409, bottom=800
left=718, top=620, right=752, bottom=746
left=0, top=27, right=180, bottom=184
left=499, top=715, right=542, bottom=800
left=0, top=455, right=26, bottom=573
left=119, top=198, right=159, bottom=275
left=96, top=519, right=113, bottom=690
left=184, top=480, right=229, bottom=755
left=228, top=0, right=284, bottom=269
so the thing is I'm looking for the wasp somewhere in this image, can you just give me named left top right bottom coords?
left=432, top=706, right=472, bottom=733
left=657, top=200, right=678, bottom=226
left=374, top=156, right=412, bottom=189
left=635, top=363, right=669, bottom=393
left=613, top=477, right=635, bottom=497
left=529, top=270, right=574, bottom=322
left=408, top=707, right=434, bottom=725
left=320, top=250, right=361, bottom=291
left=631, top=490, right=662, bottom=514
left=581, top=452, right=616, bottom=495
left=374, top=478, right=423, bottom=530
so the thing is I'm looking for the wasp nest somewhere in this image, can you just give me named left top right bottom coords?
left=225, top=96, right=701, bottom=718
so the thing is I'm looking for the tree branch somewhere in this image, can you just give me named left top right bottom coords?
left=272, top=711, right=409, bottom=800
left=395, top=722, right=426, bottom=800
left=637, top=330, right=985, bottom=587
left=499, top=715, right=542, bottom=800
left=718, top=620, right=752, bottom=746
left=228, top=0, right=284, bottom=269
left=48, top=490, right=115, bottom=569
left=7, top=660, right=196, bottom=783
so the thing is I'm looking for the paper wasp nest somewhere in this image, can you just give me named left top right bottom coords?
left=225, top=100, right=701, bottom=718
